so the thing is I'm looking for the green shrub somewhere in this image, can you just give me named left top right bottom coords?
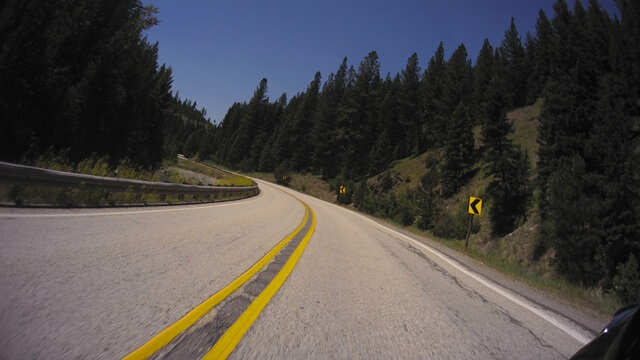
left=34, top=149, right=73, bottom=172
left=391, top=193, right=416, bottom=226
left=613, top=254, right=640, bottom=304
left=76, top=156, right=111, bottom=177
left=433, top=204, right=479, bottom=240
left=381, top=171, right=393, bottom=192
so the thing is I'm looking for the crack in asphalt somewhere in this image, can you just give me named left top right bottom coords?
left=398, top=241, right=564, bottom=357
left=384, top=227, right=600, bottom=338
left=401, top=242, right=490, bottom=304
left=496, top=306, right=565, bottom=357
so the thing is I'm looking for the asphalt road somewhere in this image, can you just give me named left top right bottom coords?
left=0, top=179, right=604, bottom=359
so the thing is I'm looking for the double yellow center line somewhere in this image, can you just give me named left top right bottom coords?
left=123, top=195, right=316, bottom=360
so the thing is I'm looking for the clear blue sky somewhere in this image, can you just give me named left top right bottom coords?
left=144, top=0, right=618, bottom=124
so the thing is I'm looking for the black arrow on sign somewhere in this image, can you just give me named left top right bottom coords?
left=470, top=198, right=481, bottom=215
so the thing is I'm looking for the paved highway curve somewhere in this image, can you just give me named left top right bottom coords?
left=0, top=179, right=604, bottom=359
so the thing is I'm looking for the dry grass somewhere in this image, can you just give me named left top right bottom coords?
left=508, top=98, right=542, bottom=168
left=0, top=156, right=256, bottom=206
left=174, top=159, right=255, bottom=187
left=387, top=153, right=433, bottom=192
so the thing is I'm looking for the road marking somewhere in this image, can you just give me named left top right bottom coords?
left=122, top=201, right=309, bottom=360
left=0, top=196, right=258, bottom=218
left=351, top=211, right=592, bottom=345
left=253, top=178, right=593, bottom=346
left=204, top=203, right=316, bottom=359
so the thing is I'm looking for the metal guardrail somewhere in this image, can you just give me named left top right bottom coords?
left=0, top=161, right=259, bottom=199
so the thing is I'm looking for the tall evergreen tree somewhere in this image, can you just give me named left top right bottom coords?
left=442, top=44, right=473, bottom=117
left=344, top=50, right=381, bottom=178
left=441, top=102, right=474, bottom=197
left=499, top=17, right=527, bottom=108
left=288, top=72, right=321, bottom=171
left=227, top=78, right=268, bottom=168
left=421, top=42, right=447, bottom=149
left=399, top=53, right=422, bottom=154
left=484, top=111, right=531, bottom=235
left=474, top=39, right=495, bottom=127
left=369, top=130, right=392, bottom=174
left=312, top=58, right=348, bottom=179
left=527, top=9, right=555, bottom=102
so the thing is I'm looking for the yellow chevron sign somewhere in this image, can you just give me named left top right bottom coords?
left=468, top=197, right=482, bottom=216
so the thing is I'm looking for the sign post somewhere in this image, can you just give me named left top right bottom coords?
left=465, top=197, right=482, bottom=250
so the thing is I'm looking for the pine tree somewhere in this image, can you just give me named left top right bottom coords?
left=527, top=9, right=555, bottom=102
left=343, top=51, right=381, bottom=178
left=312, top=58, right=348, bottom=179
left=485, top=111, right=531, bottom=235
left=288, top=72, right=321, bottom=172
left=369, top=130, right=392, bottom=174
left=227, top=78, right=268, bottom=167
left=257, top=93, right=286, bottom=171
left=474, top=39, right=495, bottom=126
left=421, top=42, right=447, bottom=149
left=442, top=44, right=473, bottom=116
left=547, top=155, right=603, bottom=284
left=499, top=17, right=527, bottom=108
left=378, top=74, right=405, bottom=160
left=441, top=102, right=474, bottom=197
left=399, top=53, right=422, bottom=154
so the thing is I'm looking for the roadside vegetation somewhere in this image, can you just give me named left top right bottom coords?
left=0, top=153, right=254, bottom=206
left=176, top=159, right=255, bottom=187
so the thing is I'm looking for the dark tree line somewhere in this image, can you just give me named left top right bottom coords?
left=0, top=0, right=213, bottom=168
left=163, top=94, right=216, bottom=160
left=535, top=0, right=640, bottom=293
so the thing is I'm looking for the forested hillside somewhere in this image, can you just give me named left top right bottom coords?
left=210, top=0, right=640, bottom=302
left=0, top=0, right=212, bottom=167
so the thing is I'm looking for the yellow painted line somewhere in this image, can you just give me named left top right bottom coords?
left=203, top=204, right=317, bottom=360
left=122, top=205, right=309, bottom=360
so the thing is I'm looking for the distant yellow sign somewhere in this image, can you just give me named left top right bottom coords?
left=283, top=175, right=288, bottom=181
left=339, top=185, right=347, bottom=195
left=468, top=197, right=482, bottom=216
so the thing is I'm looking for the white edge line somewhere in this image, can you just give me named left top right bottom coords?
left=0, top=194, right=258, bottom=218
left=260, top=177, right=595, bottom=346
left=353, top=211, right=593, bottom=345
left=250, top=179, right=594, bottom=344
